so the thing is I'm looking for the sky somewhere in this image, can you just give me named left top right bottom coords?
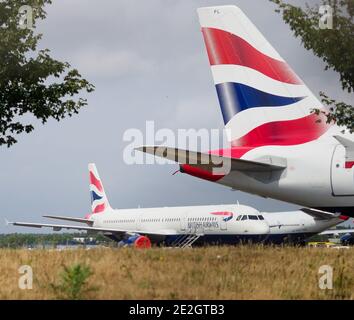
left=1, top=0, right=353, bottom=233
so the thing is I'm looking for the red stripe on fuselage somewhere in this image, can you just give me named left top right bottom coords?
left=211, top=211, right=233, bottom=216
left=179, top=114, right=330, bottom=182
left=231, top=113, right=330, bottom=147
left=180, top=113, right=329, bottom=182
left=201, top=27, right=302, bottom=85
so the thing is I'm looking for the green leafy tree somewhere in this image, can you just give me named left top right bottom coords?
left=271, top=0, right=354, bottom=132
left=0, top=0, right=94, bottom=146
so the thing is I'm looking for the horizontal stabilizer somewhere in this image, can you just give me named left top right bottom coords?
left=136, top=146, right=286, bottom=172
left=300, top=208, right=342, bottom=220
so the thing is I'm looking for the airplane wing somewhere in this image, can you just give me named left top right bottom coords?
left=7, top=221, right=177, bottom=236
left=43, top=215, right=94, bottom=226
left=136, top=146, right=286, bottom=172
left=300, top=208, right=344, bottom=220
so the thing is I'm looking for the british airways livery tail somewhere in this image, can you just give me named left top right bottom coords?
left=138, top=5, right=354, bottom=217
left=89, top=163, right=111, bottom=214
left=198, top=5, right=330, bottom=147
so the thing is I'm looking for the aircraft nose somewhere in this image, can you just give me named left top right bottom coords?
left=257, top=222, right=270, bottom=235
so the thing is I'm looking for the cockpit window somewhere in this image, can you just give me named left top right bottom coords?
left=241, top=215, right=248, bottom=221
left=236, top=215, right=242, bottom=221
left=258, top=215, right=264, bottom=220
left=248, top=215, right=258, bottom=220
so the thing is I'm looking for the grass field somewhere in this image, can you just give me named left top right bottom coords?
left=0, top=246, right=353, bottom=300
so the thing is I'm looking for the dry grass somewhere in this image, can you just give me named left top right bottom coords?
left=0, top=246, right=353, bottom=300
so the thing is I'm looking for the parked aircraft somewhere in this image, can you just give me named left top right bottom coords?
left=8, top=165, right=349, bottom=247
left=264, top=210, right=350, bottom=245
left=320, top=228, right=354, bottom=246
left=138, top=5, right=354, bottom=217
left=8, top=164, right=270, bottom=248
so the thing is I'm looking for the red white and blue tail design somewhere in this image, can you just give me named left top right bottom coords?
left=198, top=6, right=330, bottom=147
left=88, top=163, right=111, bottom=214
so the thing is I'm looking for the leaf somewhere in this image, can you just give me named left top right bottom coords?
left=0, top=0, right=94, bottom=147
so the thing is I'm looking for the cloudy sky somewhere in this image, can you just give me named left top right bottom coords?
left=1, top=0, right=352, bottom=233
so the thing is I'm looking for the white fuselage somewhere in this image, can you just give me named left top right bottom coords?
left=214, top=130, right=354, bottom=216
left=263, top=211, right=344, bottom=244
left=89, top=204, right=343, bottom=245
left=92, top=204, right=269, bottom=238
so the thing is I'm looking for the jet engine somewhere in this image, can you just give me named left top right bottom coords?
left=119, top=234, right=152, bottom=248
left=340, top=233, right=354, bottom=246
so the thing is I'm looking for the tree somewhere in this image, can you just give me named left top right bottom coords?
left=271, top=0, right=354, bottom=132
left=0, top=0, right=94, bottom=147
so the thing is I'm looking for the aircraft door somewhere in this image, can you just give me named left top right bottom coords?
left=180, top=214, right=188, bottom=233
left=331, top=145, right=354, bottom=196
left=219, top=216, right=227, bottom=231
left=135, top=217, right=140, bottom=231
left=136, top=212, right=142, bottom=231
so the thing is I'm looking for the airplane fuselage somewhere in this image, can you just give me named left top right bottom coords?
left=91, top=204, right=270, bottom=245
left=264, top=211, right=347, bottom=244
left=89, top=204, right=344, bottom=246
left=181, top=131, right=354, bottom=217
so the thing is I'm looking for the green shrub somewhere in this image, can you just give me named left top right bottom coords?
left=51, top=263, right=96, bottom=300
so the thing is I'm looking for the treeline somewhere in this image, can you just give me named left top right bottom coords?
left=0, top=233, right=113, bottom=248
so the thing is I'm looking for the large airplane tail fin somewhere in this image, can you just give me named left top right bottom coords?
left=197, top=5, right=330, bottom=147
left=88, top=163, right=112, bottom=214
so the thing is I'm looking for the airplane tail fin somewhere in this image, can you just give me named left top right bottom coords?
left=197, top=5, right=330, bottom=147
left=88, top=163, right=111, bottom=214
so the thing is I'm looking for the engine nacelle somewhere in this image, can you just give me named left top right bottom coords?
left=134, top=235, right=152, bottom=249
left=340, top=234, right=354, bottom=246
left=119, top=234, right=152, bottom=249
